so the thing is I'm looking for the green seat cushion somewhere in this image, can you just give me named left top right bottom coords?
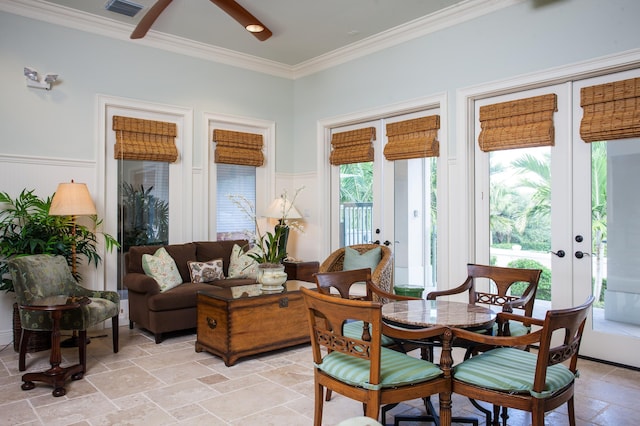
left=475, top=320, right=530, bottom=336
left=453, top=347, right=576, bottom=398
left=317, top=346, right=442, bottom=390
left=343, top=320, right=396, bottom=346
left=495, top=320, right=530, bottom=337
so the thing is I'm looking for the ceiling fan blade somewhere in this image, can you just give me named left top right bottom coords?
left=209, top=0, right=272, bottom=41
left=130, top=0, right=174, bottom=39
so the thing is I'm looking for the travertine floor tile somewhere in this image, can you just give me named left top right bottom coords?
left=1, top=325, right=639, bottom=425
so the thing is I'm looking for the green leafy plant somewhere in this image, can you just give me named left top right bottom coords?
left=0, top=189, right=119, bottom=292
left=120, top=183, right=169, bottom=250
left=228, top=187, right=304, bottom=265
left=507, top=258, right=551, bottom=301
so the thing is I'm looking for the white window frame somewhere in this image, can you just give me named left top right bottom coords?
left=203, top=112, right=276, bottom=240
left=97, top=95, right=193, bottom=294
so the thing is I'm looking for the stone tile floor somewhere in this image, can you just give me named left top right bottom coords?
left=1, top=326, right=639, bottom=425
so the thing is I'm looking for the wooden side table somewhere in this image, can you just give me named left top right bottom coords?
left=20, top=295, right=90, bottom=397
left=283, top=260, right=319, bottom=282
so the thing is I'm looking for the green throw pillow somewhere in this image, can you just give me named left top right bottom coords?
left=343, top=246, right=381, bottom=272
left=228, top=244, right=261, bottom=279
left=141, top=247, right=183, bottom=292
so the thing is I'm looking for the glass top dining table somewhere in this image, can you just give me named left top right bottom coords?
left=381, top=299, right=496, bottom=330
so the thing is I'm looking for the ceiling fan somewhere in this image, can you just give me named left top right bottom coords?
left=130, top=0, right=272, bottom=41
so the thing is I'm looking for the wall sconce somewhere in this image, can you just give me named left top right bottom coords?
left=24, top=67, right=59, bottom=90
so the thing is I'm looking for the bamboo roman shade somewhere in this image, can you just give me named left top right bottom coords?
left=478, top=93, right=557, bottom=152
left=213, top=129, right=264, bottom=167
left=580, top=76, right=640, bottom=142
left=329, top=127, right=375, bottom=165
left=113, top=116, right=179, bottom=162
left=384, top=115, right=440, bottom=160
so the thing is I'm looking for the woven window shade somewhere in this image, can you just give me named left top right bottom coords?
left=384, top=115, right=440, bottom=160
left=113, top=116, right=178, bottom=162
left=478, top=93, right=557, bottom=152
left=580, top=77, right=640, bottom=142
left=213, top=129, right=264, bottom=167
left=329, top=127, right=375, bottom=165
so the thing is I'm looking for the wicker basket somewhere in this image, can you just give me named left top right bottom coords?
left=12, top=303, right=51, bottom=353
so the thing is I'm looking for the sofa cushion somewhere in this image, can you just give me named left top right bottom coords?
left=127, top=245, right=163, bottom=274
left=163, top=243, right=197, bottom=282
left=142, top=247, right=183, bottom=292
left=188, top=259, right=224, bottom=283
left=228, top=244, right=261, bottom=279
left=147, top=282, right=214, bottom=311
left=195, top=240, right=247, bottom=276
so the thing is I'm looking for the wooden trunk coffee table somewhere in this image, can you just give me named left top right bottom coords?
left=195, top=280, right=315, bottom=366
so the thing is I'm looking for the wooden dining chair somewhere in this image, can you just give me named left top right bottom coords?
left=300, top=286, right=450, bottom=426
left=426, top=263, right=541, bottom=423
left=451, top=296, right=595, bottom=426
left=313, top=268, right=420, bottom=402
left=427, top=263, right=542, bottom=340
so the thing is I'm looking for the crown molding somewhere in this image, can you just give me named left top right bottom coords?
left=292, top=0, right=524, bottom=78
left=1, top=0, right=522, bottom=80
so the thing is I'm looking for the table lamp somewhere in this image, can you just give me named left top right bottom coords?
left=264, top=196, right=302, bottom=261
left=49, top=180, right=97, bottom=347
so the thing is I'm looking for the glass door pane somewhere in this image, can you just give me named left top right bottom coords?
left=117, top=160, right=170, bottom=299
left=339, top=162, right=373, bottom=246
left=488, top=147, right=552, bottom=305
left=392, top=157, right=438, bottom=293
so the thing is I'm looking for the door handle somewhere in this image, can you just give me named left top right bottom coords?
left=383, top=240, right=391, bottom=246
left=550, top=250, right=565, bottom=258
left=575, top=251, right=591, bottom=259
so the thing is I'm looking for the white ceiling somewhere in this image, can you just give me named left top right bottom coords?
left=2, top=0, right=518, bottom=77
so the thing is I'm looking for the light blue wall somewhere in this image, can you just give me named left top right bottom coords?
left=292, top=0, right=640, bottom=172
left=2, top=0, right=638, bottom=172
left=0, top=13, right=294, bottom=168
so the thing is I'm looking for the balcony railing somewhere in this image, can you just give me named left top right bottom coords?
left=340, top=202, right=373, bottom=246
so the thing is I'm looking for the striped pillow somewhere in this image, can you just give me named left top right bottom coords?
left=317, top=347, right=442, bottom=391
left=453, top=347, right=576, bottom=398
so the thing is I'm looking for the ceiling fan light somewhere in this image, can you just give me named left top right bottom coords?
left=245, top=24, right=264, bottom=33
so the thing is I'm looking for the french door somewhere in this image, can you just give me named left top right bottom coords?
left=475, top=70, right=640, bottom=367
left=571, top=69, right=640, bottom=367
left=330, top=109, right=440, bottom=293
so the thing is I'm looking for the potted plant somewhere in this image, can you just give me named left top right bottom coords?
left=120, top=183, right=169, bottom=251
left=0, top=189, right=118, bottom=351
left=228, top=188, right=304, bottom=290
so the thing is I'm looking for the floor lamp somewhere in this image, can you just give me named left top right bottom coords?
left=49, top=180, right=97, bottom=347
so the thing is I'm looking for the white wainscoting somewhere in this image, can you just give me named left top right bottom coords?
left=0, top=154, right=100, bottom=346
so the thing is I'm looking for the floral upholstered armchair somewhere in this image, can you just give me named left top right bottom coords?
left=8, top=254, right=119, bottom=371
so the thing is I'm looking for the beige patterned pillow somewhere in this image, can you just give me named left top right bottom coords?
left=141, top=247, right=183, bottom=292
left=228, top=244, right=261, bottom=279
left=188, top=258, right=224, bottom=283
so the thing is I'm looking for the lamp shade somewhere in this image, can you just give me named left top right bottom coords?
left=264, top=197, right=302, bottom=220
left=49, top=181, right=97, bottom=216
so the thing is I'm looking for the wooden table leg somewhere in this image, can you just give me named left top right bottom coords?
left=21, top=310, right=83, bottom=397
left=438, top=328, right=453, bottom=426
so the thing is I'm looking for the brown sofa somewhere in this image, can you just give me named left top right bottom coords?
left=124, top=240, right=256, bottom=343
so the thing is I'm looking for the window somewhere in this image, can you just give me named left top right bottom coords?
left=216, top=164, right=256, bottom=240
